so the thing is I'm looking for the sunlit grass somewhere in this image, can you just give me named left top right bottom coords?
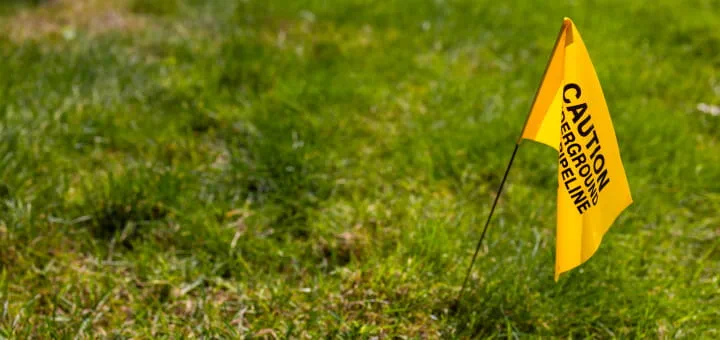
left=0, top=0, right=718, bottom=337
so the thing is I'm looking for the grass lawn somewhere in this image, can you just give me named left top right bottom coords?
left=1, top=0, right=719, bottom=337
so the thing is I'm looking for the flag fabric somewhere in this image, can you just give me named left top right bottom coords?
left=520, top=18, right=632, bottom=280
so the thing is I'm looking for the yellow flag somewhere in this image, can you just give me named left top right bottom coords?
left=520, top=18, right=632, bottom=280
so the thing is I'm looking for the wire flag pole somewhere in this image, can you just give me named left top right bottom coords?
left=454, top=20, right=568, bottom=311
left=455, top=143, right=520, bottom=309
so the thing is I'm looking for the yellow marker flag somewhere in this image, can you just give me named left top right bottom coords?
left=520, top=18, right=632, bottom=280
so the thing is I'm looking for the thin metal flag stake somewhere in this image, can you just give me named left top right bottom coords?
left=456, top=143, right=519, bottom=306
left=454, top=20, right=569, bottom=309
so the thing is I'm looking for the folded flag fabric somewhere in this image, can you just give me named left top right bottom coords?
left=520, top=18, right=632, bottom=280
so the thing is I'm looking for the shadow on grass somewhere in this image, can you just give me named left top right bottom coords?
left=80, top=168, right=183, bottom=248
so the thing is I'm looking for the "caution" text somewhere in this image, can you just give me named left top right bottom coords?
left=558, top=83, right=611, bottom=214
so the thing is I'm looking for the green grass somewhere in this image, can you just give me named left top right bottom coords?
left=1, top=0, right=719, bottom=337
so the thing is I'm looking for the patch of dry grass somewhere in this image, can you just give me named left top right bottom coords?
left=4, top=0, right=149, bottom=41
